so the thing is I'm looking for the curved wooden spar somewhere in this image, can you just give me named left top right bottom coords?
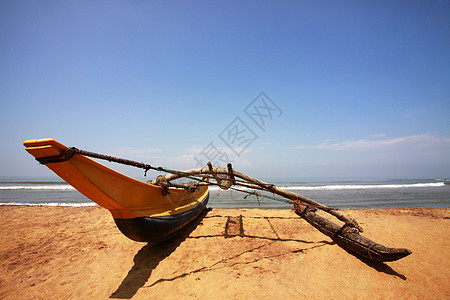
left=153, top=163, right=362, bottom=231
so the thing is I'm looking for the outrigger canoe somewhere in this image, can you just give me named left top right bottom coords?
left=23, top=139, right=209, bottom=242
left=24, top=138, right=411, bottom=262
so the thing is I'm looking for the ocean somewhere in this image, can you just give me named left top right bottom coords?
left=0, top=178, right=449, bottom=209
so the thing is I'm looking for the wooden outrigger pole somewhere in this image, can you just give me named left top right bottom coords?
left=151, top=162, right=412, bottom=262
left=47, top=147, right=412, bottom=262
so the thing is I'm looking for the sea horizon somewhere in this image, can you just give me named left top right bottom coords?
left=1, top=177, right=449, bottom=209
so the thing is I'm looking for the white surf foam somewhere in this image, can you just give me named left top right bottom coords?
left=208, top=182, right=445, bottom=191
left=0, top=185, right=75, bottom=190
left=279, top=182, right=445, bottom=190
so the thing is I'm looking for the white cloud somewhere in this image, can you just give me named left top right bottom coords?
left=162, top=144, right=253, bottom=170
left=93, top=146, right=163, bottom=160
left=314, top=133, right=450, bottom=151
left=127, top=148, right=163, bottom=154
left=165, top=154, right=196, bottom=169
left=292, top=145, right=307, bottom=149
left=367, top=133, right=387, bottom=139
left=185, top=144, right=251, bottom=156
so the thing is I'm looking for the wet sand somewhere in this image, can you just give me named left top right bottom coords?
left=0, top=206, right=449, bottom=299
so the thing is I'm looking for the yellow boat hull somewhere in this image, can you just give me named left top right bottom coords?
left=23, top=139, right=209, bottom=242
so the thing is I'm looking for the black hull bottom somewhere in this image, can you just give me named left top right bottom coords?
left=114, top=193, right=209, bottom=242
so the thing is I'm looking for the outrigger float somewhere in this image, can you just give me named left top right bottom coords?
left=24, top=138, right=411, bottom=262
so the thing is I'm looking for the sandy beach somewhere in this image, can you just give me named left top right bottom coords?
left=0, top=205, right=449, bottom=299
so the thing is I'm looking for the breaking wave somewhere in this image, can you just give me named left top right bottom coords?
left=0, top=185, right=75, bottom=190
left=208, top=182, right=446, bottom=191
left=279, top=182, right=445, bottom=190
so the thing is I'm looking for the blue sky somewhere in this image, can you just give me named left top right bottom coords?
left=1, top=1, right=449, bottom=180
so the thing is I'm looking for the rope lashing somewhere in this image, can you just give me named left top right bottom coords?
left=36, top=147, right=155, bottom=176
left=243, top=190, right=291, bottom=205
left=244, top=191, right=265, bottom=206
left=36, top=147, right=77, bottom=164
left=34, top=146, right=301, bottom=206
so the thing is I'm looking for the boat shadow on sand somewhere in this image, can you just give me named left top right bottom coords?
left=339, top=246, right=407, bottom=280
left=110, top=210, right=406, bottom=299
left=110, top=208, right=211, bottom=299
